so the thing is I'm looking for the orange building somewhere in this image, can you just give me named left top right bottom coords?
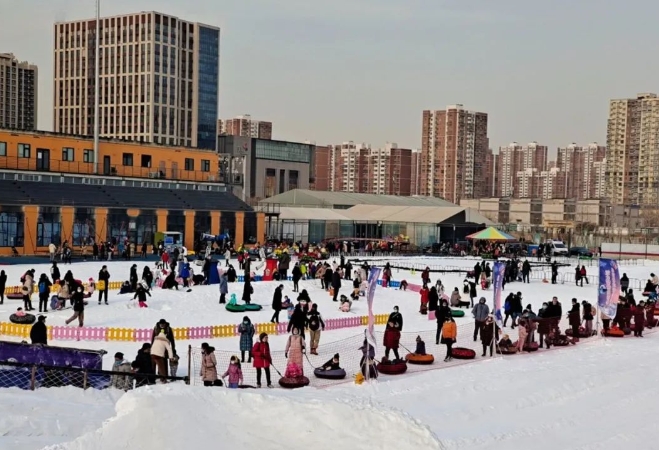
left=0, top=129, right=265, bottom=255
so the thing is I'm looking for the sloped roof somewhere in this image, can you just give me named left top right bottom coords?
left=259, top=189, right=457, bottom=208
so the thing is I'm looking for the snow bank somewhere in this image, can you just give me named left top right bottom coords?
left=44, top=384, right=443, bottom=450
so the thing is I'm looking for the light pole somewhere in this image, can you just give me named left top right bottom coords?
left=93, top=0, right=100, bottom=174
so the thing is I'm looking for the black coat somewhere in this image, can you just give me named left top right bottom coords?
left=30, top=321, right=48, bottom=345
left=272, top=289, right=282, bottom=311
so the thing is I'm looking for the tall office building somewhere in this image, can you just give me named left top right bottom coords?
left=219, top=115, right=272, bottom=139
left=420, top=105, right=489, bottom=203
left=53, top=11, right=220, bottom=149
left=0, top=53, right=38, bottom=130
left=606, top=93, right=659, bottom=205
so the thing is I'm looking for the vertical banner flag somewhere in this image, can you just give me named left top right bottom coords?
left=492, top=261, right=506, bottom=325
left=598, top=258, right=621, bottom=320
left=366, top=267, right=382, bottom=350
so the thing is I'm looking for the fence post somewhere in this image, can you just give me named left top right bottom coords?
left=30, top=365, right=37, bottom=391
left=187, top=345, right=191, bottom=385
left=83, top=369, right=88, bottom=390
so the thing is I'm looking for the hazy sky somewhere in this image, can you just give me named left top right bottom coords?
left=2, top=0, right=658, bottom=153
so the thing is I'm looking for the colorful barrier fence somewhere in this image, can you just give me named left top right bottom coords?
left=0, top=314, right=389, bottom=343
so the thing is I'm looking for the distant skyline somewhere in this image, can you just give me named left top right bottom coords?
left=3, top=0, right=659, bottom=153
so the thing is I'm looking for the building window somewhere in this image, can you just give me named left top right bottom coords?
left=37, top=207, right=61, bottom=247
left=62, top=147, right=75, bottom=162
left=83, top=149, right=94, bottom=163
left=185, top=158, right=194, bottom=171
left=18, top=143, right=31, bottom=158
left=201, top=159, right=210, bottom=172
left=289, top=170, right=299, bottom=191
left=0, top=207, right=24, bottom=247
left=141, top=155, right=152, bottom=168
left=0, top=142, right=6, bottom=156
left=123, top=153, right=134, bottom=166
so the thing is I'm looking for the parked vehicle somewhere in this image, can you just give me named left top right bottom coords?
left=569, top=247, right=593, bottom=258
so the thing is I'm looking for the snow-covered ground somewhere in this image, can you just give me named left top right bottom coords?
left=1, top=255, right=658, bottom=449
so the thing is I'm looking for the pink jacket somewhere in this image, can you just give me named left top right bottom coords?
left=222, top=363, right=243, bottom=385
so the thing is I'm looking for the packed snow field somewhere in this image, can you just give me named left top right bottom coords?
left=1, top=255, right=658, bottom=449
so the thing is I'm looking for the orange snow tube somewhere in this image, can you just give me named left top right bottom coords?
left=405, top=353, right=435, bottom=365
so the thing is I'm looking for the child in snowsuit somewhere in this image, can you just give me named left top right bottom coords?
left=222, top=355, right=244, bottom=388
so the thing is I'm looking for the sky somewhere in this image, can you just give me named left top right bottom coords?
left=2, top=0, right=659, bottom=155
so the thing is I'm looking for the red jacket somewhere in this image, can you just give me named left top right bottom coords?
left=420, top=289, right=429, bottom=304
left=252, top=341, right=271, bottom=369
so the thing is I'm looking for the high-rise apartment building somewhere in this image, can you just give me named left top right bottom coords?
left=219, top=114, right=272, bottom=139
left=0, top=53, right=38, bottom=130
left=606, top=93, right=659, bottom=205
left=557, top=143, right=606, bottom=200
left=420, top=105, right=489, bottom=203
left=53, top=11, right=220, bottom=149
left=496, top=142, right=548, bottom=197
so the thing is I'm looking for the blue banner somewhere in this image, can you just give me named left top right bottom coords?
left=598, top=258, right=620, bottom=320
left=366, top=268, right=382, bottom=352
left=492, top=261, right=506, bottom=325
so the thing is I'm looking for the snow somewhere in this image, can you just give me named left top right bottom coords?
left=2, top=255, right=659, bottom=449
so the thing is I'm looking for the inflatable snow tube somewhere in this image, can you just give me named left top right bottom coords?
left=496, top=347, right=517, bottom=355
left=405, top=353, right=435, bottom=365
left=313, top=367, right=347, bottom=380
left=451, top=309, right=465, bottom=318
left=5, top=293, right=23, bottom=300
left=278, top=376, right=310, bottom=389
left=523, top=342, right=539, bottom=352
left=451, top=347, right=476, bottom=360
left=244, top=304, right=263, bottom=312
left=376, top=360, right=407, bottom=375
left=9, top=313, right=36, bottom=325
left=225, top=303, right=246, bottom=313
left=602, top=327, right=624, bottom=337
left=565, top=327, right=597, bottom=338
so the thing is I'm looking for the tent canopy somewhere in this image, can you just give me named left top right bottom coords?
left=466, top=227, right=516, bottom=241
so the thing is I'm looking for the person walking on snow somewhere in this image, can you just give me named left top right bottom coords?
left=252, top=333, right=273, bottom=388
left=285, top=327, right=306, bottom=375
left=222, top=355, right=244, bottom=388
left=307, top=303, right=325, bottom=355
left=238, top=316, right=255, bottom=363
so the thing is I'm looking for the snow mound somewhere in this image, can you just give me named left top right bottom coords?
left=44, top=385, right=443, bottom=450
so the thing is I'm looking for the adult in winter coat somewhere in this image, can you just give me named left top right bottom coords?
left=480, top=315, right=500, bottom=357
left=199, top=342, right=218, bottom=386
left=271, top=284, right=284, bottom=323
left=238, top=316, right=255, bottom=362
left=472, top=297, right=490, bottom=341
left=522, top=260, right=531, bottom=283
left=441, top=316, right=457, bottom=361
left=50, top=262, right=61, bottom=284
left=383, top=306, right=403, bottom=361
left=331, top=270, right=342, bottom=302
left=111, top=352, right=133, bottom=391
left=65, top=285, right=86, bottom=327
left=292, top=263, right=302, bottom=293
left=435, top=300, right=452, bottom=344
left=129, top=264, right=139, bottom=291
left=428, top=286, right=440, bottom=312
left=307, top=304, right=325, bottom=355
left=252, top=333, right=273, bottom=388
left=37, top=274, right=52, bottom=313
left=633, top=302, right=646, bottom=337
left=98, top=265, right=110, bottom=305
left=620, top=273, right=630, bottom=294
left=151, top=319, right=177, bottom=362
left=285, top=327, right=306, bottom=374
left=219, top=271, right=228, bottom=304
left=568, top=299, right=581, bottom=341
left=30, top=315, right=48, bottom=345
left=287, top=303, right=307, bottom=338
left=0, top=269, right=6, bottom=304
left=582, top=301, right=594, bottom=335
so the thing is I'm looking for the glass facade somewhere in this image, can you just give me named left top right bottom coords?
left=196, top=26, right=219, bottom=150
left=255, top=140, right=311, bottom=163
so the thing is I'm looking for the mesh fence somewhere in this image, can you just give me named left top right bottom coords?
left=0, top=360, right=188, bottom=391
left=188, top=315, right=598, bottom=388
